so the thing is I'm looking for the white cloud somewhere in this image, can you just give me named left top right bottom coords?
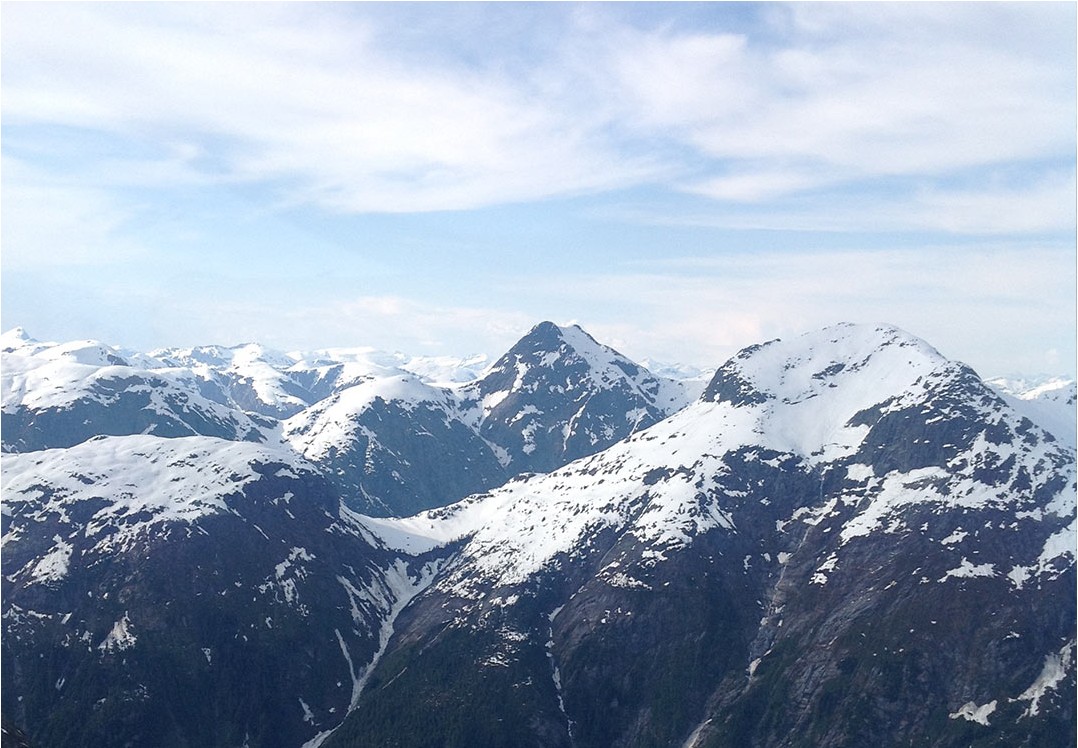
left=604, top=166, right=1078, bottom=236
left=594, top=3, right=1074, bottom=201
left=1, top=3, right=659, bottom=213
left=2, top=3, right=1071, bottom=222
left=604, top=30, right=757, bottom=131
left=686, top=169, right=832, bottom=203
left=911, top=172, right=1078, bottom=235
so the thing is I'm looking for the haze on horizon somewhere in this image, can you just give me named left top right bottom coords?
left=1, top=2, right=1075, bottom=378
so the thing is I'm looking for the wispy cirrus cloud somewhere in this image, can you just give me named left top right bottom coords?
left=590, top=3, right=1074, bottom=212
left=617, top=168, right=1077, bottom=236
left=2, top=2, right=1072, bottom=222
left=1, top=3, right=660, bottom=213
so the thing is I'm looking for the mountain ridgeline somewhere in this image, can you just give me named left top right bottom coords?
left=1, top=322, right=1074, bottom=748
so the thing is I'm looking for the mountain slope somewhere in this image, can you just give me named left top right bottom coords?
left=0, top=434, right=449, bottom=748
left=987, top=375, right=1076, bottom=449
left=324, top=323, right=1076, bottom=748
left=283, top=373, right=507, bottom=516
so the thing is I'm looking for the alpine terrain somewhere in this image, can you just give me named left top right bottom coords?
left=1, top=322, right=1074, bottom=748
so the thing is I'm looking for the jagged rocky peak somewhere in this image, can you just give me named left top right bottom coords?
left=480, top=320, right=642, bottom=390
left=461, top=321, right=691, bottom=474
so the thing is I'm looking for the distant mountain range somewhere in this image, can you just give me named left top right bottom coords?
left=2, top=322, right=1074, bottom=748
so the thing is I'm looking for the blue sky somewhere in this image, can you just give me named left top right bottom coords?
left=2, top=1, right=1075, bottom=376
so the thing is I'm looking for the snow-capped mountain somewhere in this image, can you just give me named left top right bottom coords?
left=638, top=357, right=714, bottom=401
left=152, top=342, right=492, bottom=419
left=2, top=322, right=1073, bottom=748
left=277, top=321, right=695, bottom=516
left=152, top=342, right=372, bottom=419
left=1, top=321, right=700, bottom=746
left=459, top=321, right=695, bottom=474
left=3, top=325, right=690, bottom=516
left=322, top=324, right=1076, bottom=747
left=1, top=331, right=272, bottom=452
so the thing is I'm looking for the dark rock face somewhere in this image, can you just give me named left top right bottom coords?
left=321, top=451, right=817, bottom=748
left=704, top=529, right=1075, bottom=748
left=701, top=342, right=779, bottom=406
left=0, top=717, right=32, bottom=748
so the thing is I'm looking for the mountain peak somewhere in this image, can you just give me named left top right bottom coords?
left=513, top=320, right=593, bottom=354
left=1, top=327, right=39, bottom=354
left=461, top=321, right=691, bottom=473
left=526, top=319, right=565, bottom=338
left=695, top=323, right=974, bottom=465
left=703, top=323, right=948, bottom=406
left=503, top=322, right=642, bottom=385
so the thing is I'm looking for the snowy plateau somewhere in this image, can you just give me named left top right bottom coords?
left=1, top=321, right=1074, bottom=748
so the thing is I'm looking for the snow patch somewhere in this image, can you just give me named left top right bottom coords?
left=1014, top=640, right=1075, bottom=717
left=29, top=535, right=73, bottom=584
left=948, top=700, right=997, bottom=725
left=938, top=558, right=995, bottom=582
left=98, top=613, right=136, bottom=652
left=299, top=698, right=315, bottom=724
left=940, top=529, right=968, bottom=545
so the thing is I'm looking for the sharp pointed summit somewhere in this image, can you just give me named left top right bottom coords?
left=461, top=321, right=692, bottom=474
